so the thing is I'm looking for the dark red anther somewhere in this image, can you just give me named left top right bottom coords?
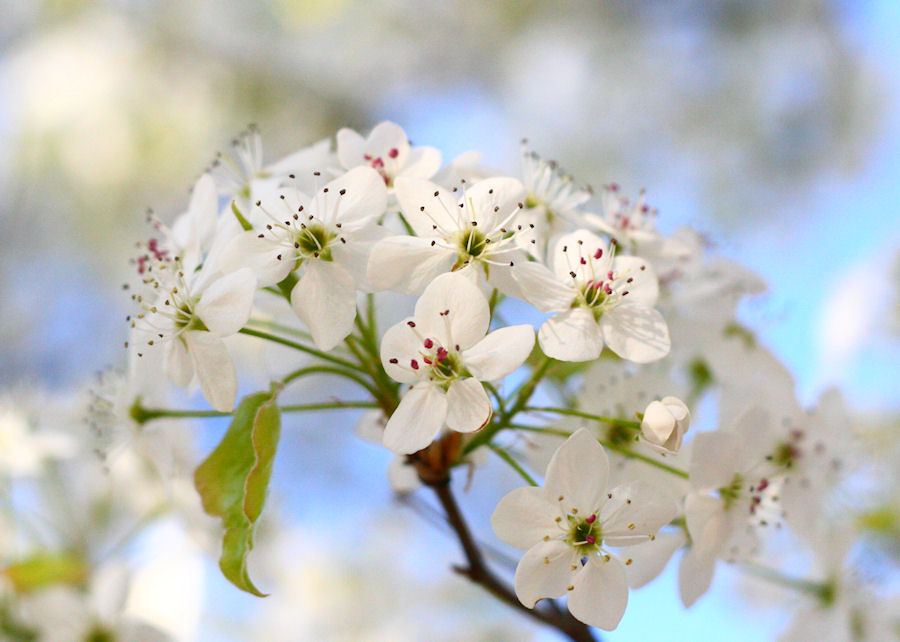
left=423, top=357, right=432, bottom=365
left=371, top=157, right=384, bottom=169
left=607, top=270, right=614, bottom=280
left=388, top=148, right=399, bottom=158
left=436, top=347, right=449, bottom=362
left=593, top=248, right=603, bottom=259
left=423, top=338, right=434, bottom=349
left=757, top=478, right=769, bottom=491
left=585, top=514, right=596, bottom=524
left=580, top=257, right=586, bottom=265
left=585, top=535, right=596, bottom=545
left=410, top=359, right=419, bottom=370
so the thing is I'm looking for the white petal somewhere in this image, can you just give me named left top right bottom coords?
left=382, top=382, right=448, bottom=455
left=641, top=400, right=677, bottom=444
left=612, top=255, right=659, bottom=306
left=336, top=127, right=366, bottom=169
left=510, top=261, right=575, bottom=313
left=513, top=540, right=579, bottom=608
left=217, top=231, right=292, bottom=287
left=600, top=481, right=679, bottom=546
left=684, top=493, right=729, bottom=560
left=601, top=303, right=670, bottom=363
left=445, top=378, right=491, bottom=433
left=568, top=555, right=629, bottom=630
left=387, top=456, right=420, bottom=494
left=545, top=428, right=609, bottom=515
left=365, top=121, right=409, bottom=160
left=414, top=272, right=490, bottom=350
left=491, top=486, right=560, bottom=549
left=327, top=166, right=388, bottom=223
left=184, top=331, right=237, bottom=412
left=689, top=432, right=742, bottom=491
left=551, top=230, right=610, bottom=281
left=538, top=307, right=604, bottom=362
left=366, top=236, right=455, bottom=294
left=624, top=532, right=686, bottom=589
left=195, top=268, right=257, bottom=337
left=678, top=546, right=716, bottom=607
left=380, top=318, right=425, bottom=383
left=463, top=325, right=535, bottom=381
left=164, top=338, right=193, bottom=388
left=394, top=177, right=461, bottom=237
left=330, top=223, right=390, bottom=288
left=401, top=146, right=442, bottom=179
left=291, top=260, right=357, bottom=351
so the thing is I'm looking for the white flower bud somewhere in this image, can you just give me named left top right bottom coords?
left=640, top=396, right=690, bottom=454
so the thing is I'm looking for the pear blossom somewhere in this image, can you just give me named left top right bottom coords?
left=517, top=145, right=593, bottom=256
left=640, top=396, right=690, bottom=454
left=129, top=261, right=257, bottom=412
left=218, top=166, right=388, bottom=350
left=368, top=175, right=544, bottom=297
left=0, top=402, right=75, bottom=477
left=534, top=229, right=670, bottom=363
left=379, top=272, right=534, bottom=454
left=336, top=121, right=441, bottom=186
left=491, top=428, right=677, bottom=630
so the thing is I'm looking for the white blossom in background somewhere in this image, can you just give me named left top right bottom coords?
left=491, top=429, right=677, bottom=630
left=533, top=229, right=670, bottom=363
left=379, top=272, right=534, bottom=454
left=218, top=166, right=388, bottom=350
left=336, top=121, right=441, bottom=187
left=0, top=400, right=75, bottom=477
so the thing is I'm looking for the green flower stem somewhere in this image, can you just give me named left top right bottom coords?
left=507, top=424, right=690, bottom=480
left=131, top=400, right=379, bottom=425
left=281, top=364, right=381, bottom=398
left=741, top=561, right=833, bottom=601
left=463, top=357, right=554, bottom=455
left=483, top=382, right=506, bottom=414
left=488, top=443, right=538, bottom=486
left=238, top=327, right=359, bottom=370
left=523, top=406, right=640, bottom=429
left=246, top=317, right=314, bottom=343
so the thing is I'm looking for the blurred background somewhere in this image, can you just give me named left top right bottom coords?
left=0, top=1, right=897, bottom=640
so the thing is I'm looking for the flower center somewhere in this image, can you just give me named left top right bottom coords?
left=454, top=227, right=489, bottom=262
left=566, top=513, right=601, bottom=555
left=719, top=472, right=744, bottom=511
left=294, top=221, right=335, bottom=260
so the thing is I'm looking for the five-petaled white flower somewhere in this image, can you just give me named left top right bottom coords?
left=218, top=166, right=388, bottom=351
left=368, top=176, right=543, bottom=297
left=336, top=121, right=442, bottom=187
left=533, top=229, right=670, bottom=363
left=379, top=272, right=534, bottom=455
left=130, top=262, right=257, bottom=412
left=491, top=428, right=677, bottom=630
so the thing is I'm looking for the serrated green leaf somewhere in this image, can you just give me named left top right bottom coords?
left=194, top=384, right=283, bottom=596
left=3, top=552, right=87, bottom=594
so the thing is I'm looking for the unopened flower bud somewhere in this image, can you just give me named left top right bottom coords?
left=640, top=396, right=690, bottom=454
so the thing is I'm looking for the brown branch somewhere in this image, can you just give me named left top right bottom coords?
left=429, top=479, right=599, bottom=642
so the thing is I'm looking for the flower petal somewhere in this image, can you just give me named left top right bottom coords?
left=326, top=166, right=388, bottom=223
left=336, top=127, right=366, bottom=169
left=401, top=146, right=442, bottom=179
left=164, top=338, right=193, bottom=388
left=491, top=486, right=559, bottom=550
left=689, top=432, right=742, bottom=491
left=380, top=318, right=425, bottom=383
left=545, top=428, right=609, bottom=515
left=600, top=481, right=678, bottom=546
left=217, top=231, right=293, bottom=287
left=366, top=236, right=455, bottom=294
left=464, top=177, right=525, bottom=229
left=513, top=540, right=579, bottom=608
left=394, top=177, right=461, bottom=237
left=601, top=303, right=670, bottom=363
left=538, top=308, right=604, bottom=362
left=612, top=255, right=659, bottom=306
left=291, top=260, right=357, bottom=351
left=463, top=325, right=534, bottom=381
left=382, top=382, right=448, bottom=454
left=510, top=261, right=575, bottom=313
left=624, top=532, right=686, bottom=589
left=184, top=331, right=237, bottom=412
left=568, top=555, right=629, bottom=630
left=445, top=378, right=491, bottom=433
left=195, top=268, right=257, bottom=337
left=414, top=272, right=490, bottom=350
left=678, top=546, right=716, bottom=607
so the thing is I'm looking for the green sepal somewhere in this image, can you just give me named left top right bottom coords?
left=231, top=200, right=253, bottom=231
left=194, top=383, right=284, bottom=596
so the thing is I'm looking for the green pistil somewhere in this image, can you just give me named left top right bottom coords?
left=453, top=228, right=488, bottom=267
left=524, top=193, right=541, bottom=209
left=771, top=442, right=798, bottom=469
left=719, top=473, right=744, bottom=510
left=566, top=515, right=601, bottom=555
left=295, top=221, right=335, bottom=261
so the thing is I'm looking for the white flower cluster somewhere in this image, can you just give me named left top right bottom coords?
left=114, top=122, right=897, bottom=637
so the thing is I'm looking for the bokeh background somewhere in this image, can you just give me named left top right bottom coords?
left=1, top=1, right=898, bottom=640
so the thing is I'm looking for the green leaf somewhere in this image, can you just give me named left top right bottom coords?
left=194, top=383, right=283, bottom=596
left=3, top=552, right=87, bottom=594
